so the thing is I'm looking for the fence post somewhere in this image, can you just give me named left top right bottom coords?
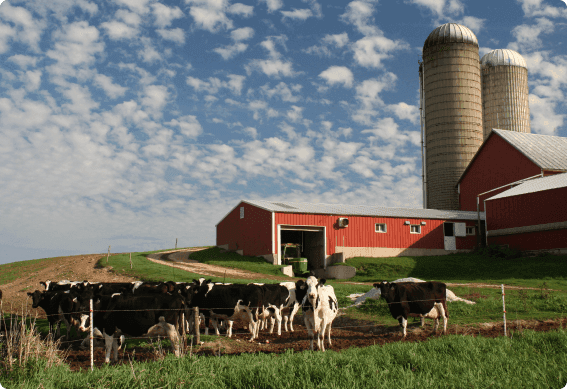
left=90, top=298, right=94, bottom=371
left=106, top=246, right=111, bottom=263
left=175, top=238, right=178, bottom=249
left=193, top=306, right=200, bottom=344
left=129, top=253, right=132, bottom=269
left=501, top=284, right=507, bottom=337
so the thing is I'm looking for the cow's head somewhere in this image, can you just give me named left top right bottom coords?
left=27, top=290, right=44, bottom=308
left=304, top=276, right=326, bottom=309
left=374, top=281, right=398, bottom=301
left=40, top=281, right=51, bottom=291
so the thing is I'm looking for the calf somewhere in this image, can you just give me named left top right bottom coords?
left=301, top=277, right=339, bottom=351
left=78, top=293, right=184, bottom=363
left=374, top=281, right=448, bottom=338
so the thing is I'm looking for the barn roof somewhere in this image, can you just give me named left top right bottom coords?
left=242, top=199, right=485, bottom=220
left=457, top=129, right=567, bottom=185
left=486, top=172, right=567, bottom=201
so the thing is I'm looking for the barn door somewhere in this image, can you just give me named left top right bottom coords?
left=444, top=222, right=456, bottom=250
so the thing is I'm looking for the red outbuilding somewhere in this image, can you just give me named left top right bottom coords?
left=484, top=173, right=567, bottom=254
left=216, top=200, right=483, bottom=269
left=457, top=129, right=567, bottom=213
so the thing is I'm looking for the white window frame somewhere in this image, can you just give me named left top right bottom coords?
left=240, top=207, right=244, bottom=219
left=375, top=223, right=387, bottom=233
left=466, top=226, right=475, bottom=236
left=410, top=225, right=421, bottom=234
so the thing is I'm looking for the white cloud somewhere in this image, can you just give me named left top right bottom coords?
left=318, top=66, right=354, bottom=88
left=231, top=27, right=254, bottom=41
left=508, top=18, right=554, bottom=52
left=260, top=82, right=302, bottom=102
left=151, top=3, right=184, bottom=28
left=167, top=115, right=203, bottom=138
left=362, top=117, right=420, bottom=147
left=353, top=35, right=408, bottom=69
left=322, top=32, right=349, bottom=48
left=141, top=85, right=169, bottom=116
left=340, top=1, right=380, bottom=36
left=529, top=94, right=564, bottom=135
left=259, top=0, right=283, bottom=13
left=100, top=20, right=138, bottom=40
left=228, top=3, right=254, bottom=17
left=287, top=105, right=304, bottom=122
left=243, top=126, right=258, bottom=138
left=386, top=102, right=419, bottom=124
left=407, top=0, right=464, bottom=21
left=114, top=0, right=152, bottom=14
left=156, top=28, right=185, bottom=44
left=246, top=36, right=297, bottom=78
left=281, top=8, right=313, bottom=21
left=185, top=0, right=233, bottom=33
left=94, top=74, right=127, bottom=99
left=456, top=16, right=485, bottom=33
left=516, top=0, right=567, bottom=18
left=7, top=54, right=38, bottom=69
left=0, top=3, right=44, bottom=52
left=186, top=74, right=246, bottom=95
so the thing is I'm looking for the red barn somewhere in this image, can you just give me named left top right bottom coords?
left=485, top=173, right=567, bottom=254
left=216, top=200, right=483, bottom=269
left=457, top=129, right=567, bottom=213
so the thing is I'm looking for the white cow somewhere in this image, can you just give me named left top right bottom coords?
left=301, top=276, right=339, bottom=351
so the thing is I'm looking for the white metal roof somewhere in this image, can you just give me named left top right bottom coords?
left=423, top=23, right=478, bottom=49
left=241, top=199, right=485, bottom=220
left=493, top=129, right=567, bottom=170
left=481, top=49, right=527, bottom=69
left=486, top=172, right=567, bottom=201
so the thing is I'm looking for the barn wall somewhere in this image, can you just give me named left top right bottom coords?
left=459, top=134, right=540, bottom=212
left=488, top=229, right=567, bottom=251
left=274, top=213, right=477, bottom=256
left=216, top=202, right=272, bottom=256
left=486, top=186, right=567, bottom=230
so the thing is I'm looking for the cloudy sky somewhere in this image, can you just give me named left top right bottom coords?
left=0, top=0, right=566, bottom=265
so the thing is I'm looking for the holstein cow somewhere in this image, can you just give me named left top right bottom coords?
left=300, top=277, right=339, bottom=352
left=27, top=290, right=74, bottom=338
left=78, top=292, right=184, bottom=363
left=186, top=283, right=263, bottom=341
left=374, top=281, right=448, bottom=338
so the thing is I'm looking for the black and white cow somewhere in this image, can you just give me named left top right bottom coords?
left=301, top=276, right=339, bottom=351
left=78, top=292, right=184, bottom=363
left=27, top=290, right=82, bottom=339
left=186, top=283, right=264, bottom=341
left=374, top=281, right=448, bottom=338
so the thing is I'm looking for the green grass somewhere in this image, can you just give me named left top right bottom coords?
left=334, top=252, right=567, bottom=290
left=3, top=329, right=567, bottom=388
left=0, top=256, right=69, bottom=286
left=190, top=247, right=288, bottom=277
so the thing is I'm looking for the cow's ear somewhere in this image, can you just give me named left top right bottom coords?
left=373, top=283, right=380, bottom=288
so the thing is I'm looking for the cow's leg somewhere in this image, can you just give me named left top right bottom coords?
left=420, top=315, right=425, bottom=327
left=304, top=316, right=314, bottom=351
left=227, top=320, right=234, bottom=337
left=103, top=330, right=114, bottom=363
left=437, top=303, right=447, bottom=334
left=289, top=303, right=299, bottom=332
left=275, top=306, right=282, bottom=336
left=326, top=322, right=332, bottom=348
left=397, top=316, right=408, bottom=338
left=282, top=315, right=289, bottom=332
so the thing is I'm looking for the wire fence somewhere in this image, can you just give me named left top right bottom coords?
left=2, top=284, right=567, bottom=370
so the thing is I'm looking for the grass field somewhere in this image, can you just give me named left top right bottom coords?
left=3, top=329, right=567, bottom=388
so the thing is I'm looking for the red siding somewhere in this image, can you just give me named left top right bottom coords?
left=489, top=230, right=567, bottom=251
left=274, top=213, right=477, bottom=254
left=216, top=201, right=272, bottom=256
left=485, top=186, right=567, bottom=230
left=459, top=134, right=541, bottom=212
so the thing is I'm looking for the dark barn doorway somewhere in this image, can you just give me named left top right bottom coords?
left=279, top=227, right=325, bottom=269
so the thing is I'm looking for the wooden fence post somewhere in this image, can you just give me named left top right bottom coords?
left=175, top=238, right=178, bottom=249
left=129, top=253, right=132, bottom=269
left=502, top=284, right=507, bottom=337
left=106, top=246, right=111, bottom=263
left=90, top=299, right=94, bottom=371
left=193, top=306, right=200, bottom=344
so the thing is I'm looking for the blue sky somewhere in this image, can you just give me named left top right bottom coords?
left=0, top=0, right=566, bottom=265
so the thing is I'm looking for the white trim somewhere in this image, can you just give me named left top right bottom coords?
left=277, top=224, right=281, bottom=265
left=410, top=225, right=421, bottom=234
left=375, top=223, right=387, bottom=233
left=271, top=212, right=275, bottom=254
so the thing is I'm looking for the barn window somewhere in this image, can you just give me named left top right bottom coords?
left=375, top=223, right=387, bottom=233
left=410, top=225, right=421, bottom=234
left=466, top=226, right=475, bottom=235
left=240, top=207, right=244, bottom=219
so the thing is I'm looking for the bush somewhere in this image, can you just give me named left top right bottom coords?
left=476, top=244, right=522, bottom=260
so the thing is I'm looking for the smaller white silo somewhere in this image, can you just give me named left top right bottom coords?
left=481, top=49, right=531, bottom=139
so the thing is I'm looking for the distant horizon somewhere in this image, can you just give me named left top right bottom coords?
left=1, top=0, right=566, bottom=267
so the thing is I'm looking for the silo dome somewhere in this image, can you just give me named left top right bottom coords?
left=481, top=49, right=527, bottom=68
left=423, top=23, right=478, bottom=49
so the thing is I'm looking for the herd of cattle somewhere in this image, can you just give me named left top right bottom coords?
left=1, top=278, right=449, bottom=363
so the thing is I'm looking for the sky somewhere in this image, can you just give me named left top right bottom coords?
left=0, top=0, right=566, bottom=265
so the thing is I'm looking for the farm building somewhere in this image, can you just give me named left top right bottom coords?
left=457, top=129, right=567, bottom=213
left=216, top=200, right=484, bottom=269
left=484, top=172, right=567, bottom=254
